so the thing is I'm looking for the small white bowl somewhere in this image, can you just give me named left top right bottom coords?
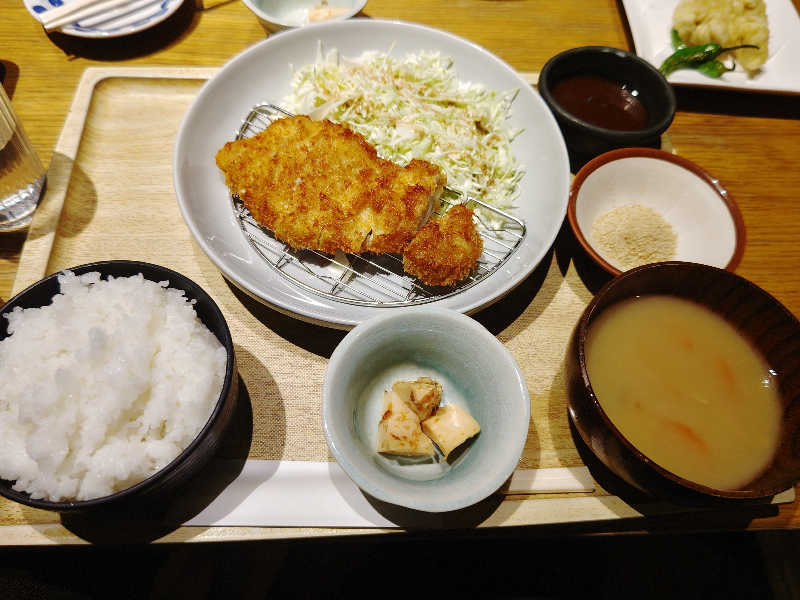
left=322, top=308, right=530, bottom=513
left=242, top=0, right=367, bottom=32
left=569, top=148, right=745, bottom=275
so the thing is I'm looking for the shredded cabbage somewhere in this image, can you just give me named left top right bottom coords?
left=282, top=46, right=525, bottom=219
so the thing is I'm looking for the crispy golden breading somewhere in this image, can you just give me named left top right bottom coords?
left=402, top=204, right=483, bottom=287
left=215, top=116, right=445, bottom=255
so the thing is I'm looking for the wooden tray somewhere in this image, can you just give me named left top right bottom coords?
left=1, top=67, right=792, bottom=545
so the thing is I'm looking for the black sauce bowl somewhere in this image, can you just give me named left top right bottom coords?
left=0, top=260, right=239, bottom=513
left=538, top=46, right=676, bottom=171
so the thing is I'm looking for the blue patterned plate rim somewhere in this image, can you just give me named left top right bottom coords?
left=23, top=0, right=185, bottom=39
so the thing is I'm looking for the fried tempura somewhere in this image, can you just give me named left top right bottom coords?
left=215, top=115, right=445, bottom=255
left=402, top=204, right=483, bottom=287
left=673, top=0, right=769, bottom=73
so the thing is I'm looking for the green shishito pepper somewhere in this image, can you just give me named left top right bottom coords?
left=696, top=60, right=736, bottom=78
left=660, top=30, right=758, bottom=77
left=670, top=28, right=687, bottom=51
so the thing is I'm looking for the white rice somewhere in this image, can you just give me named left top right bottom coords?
left=0, top=270, right=227, bottom=502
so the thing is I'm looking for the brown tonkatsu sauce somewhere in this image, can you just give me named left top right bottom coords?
left=552, top=75, right=648, bottom=131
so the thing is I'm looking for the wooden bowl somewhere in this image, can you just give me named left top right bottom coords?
left=566, top=261, right=800, bottom=502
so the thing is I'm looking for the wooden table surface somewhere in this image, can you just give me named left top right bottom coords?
left=1, top=0, right=799, bottom=535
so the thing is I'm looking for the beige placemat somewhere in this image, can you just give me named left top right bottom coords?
left=11, top=67, right=587, bottom=468
left=2, top=67, right=788, bottom=543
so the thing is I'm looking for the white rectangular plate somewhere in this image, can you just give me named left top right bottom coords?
left=620, top=0, right=800, bottom=94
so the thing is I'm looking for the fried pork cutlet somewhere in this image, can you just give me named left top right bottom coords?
left=402, top=204, right=483, bottom=287
left=215, top=115, right=445, bottom=255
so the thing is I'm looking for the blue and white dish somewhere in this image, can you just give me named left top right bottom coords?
left=24, top=0, right=184, bottom=39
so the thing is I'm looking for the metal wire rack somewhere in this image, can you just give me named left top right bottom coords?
left=229, top=103, right=527, bottom=307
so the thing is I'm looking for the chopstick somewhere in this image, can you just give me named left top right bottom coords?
left=502, top=467, right=595, bottom=495
left=40, top=0, right=137, bottom=30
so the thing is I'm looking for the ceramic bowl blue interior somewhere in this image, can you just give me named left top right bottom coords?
left=322, top=308, right=530, bottom=513
left=242, top=0, right=366, bottom=32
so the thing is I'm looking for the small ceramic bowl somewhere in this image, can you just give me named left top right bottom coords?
left=566, top=261, right=800, bottom=502
left=538, top=46, right=676, bottom=169
left=322, top=308, right=530, bottom=513
left=243, top=0, right=366, bottom=32
left=569, top=148, right=745, bottom=276
left=0, top=260, right=238, bottom=513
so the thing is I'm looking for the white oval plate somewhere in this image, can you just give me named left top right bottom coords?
left=173, top=19, right=570, bottom=329
left=24, top=0, right=184, bottom=39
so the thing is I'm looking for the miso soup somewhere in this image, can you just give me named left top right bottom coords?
left=585, top=295, right=782, bottom=491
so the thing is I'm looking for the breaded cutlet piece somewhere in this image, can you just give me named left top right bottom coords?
left=215, top=115, right=446, bottom=255
left=402, top=204, right=483, bottom=287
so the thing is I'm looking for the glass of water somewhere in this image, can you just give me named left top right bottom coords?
left=0, top=84, right=46, bottom=232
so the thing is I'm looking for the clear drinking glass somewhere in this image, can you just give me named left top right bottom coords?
left=0, top=84, right=46, bottom=232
